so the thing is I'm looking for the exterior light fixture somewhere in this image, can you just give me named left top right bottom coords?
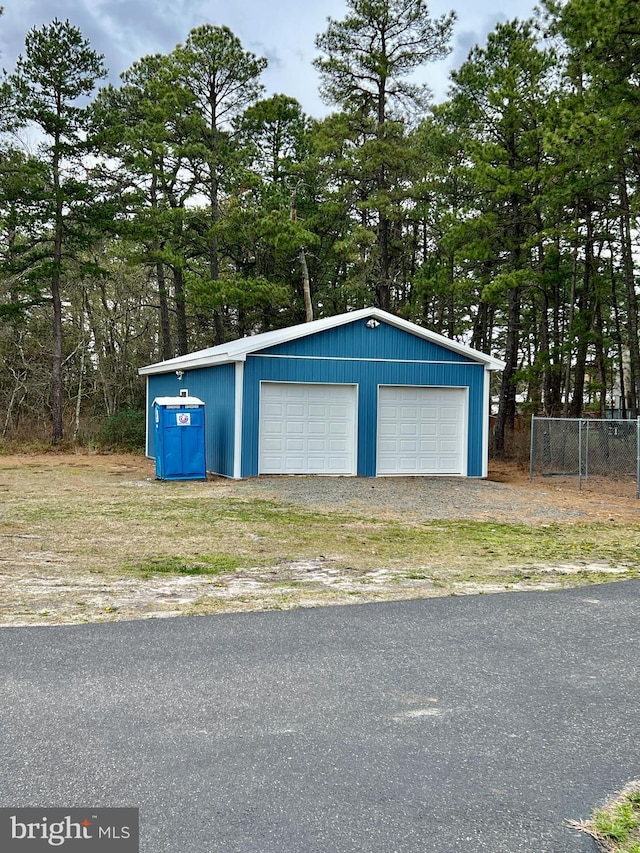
left=366, top=318, right=380, bottom=329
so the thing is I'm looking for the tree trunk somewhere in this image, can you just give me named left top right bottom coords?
left=375, top=80, right=391, bottom=313
left=51, top=143, right=64, bottom=444
left=173, top=266, right=188, bottom=355
left=563, top=250, right=578, bottom=417
left=376, top=215, right=391, bottom=312
left=493, top=285, right=520, bottom=458
left=156, top=260, right=173, bottom=360
left=73, top=332, right=86, bottom=442
left=610, top=254, right=627, bottom=416
left=149, top=170, right=173, bottom=361
left=300, top=248, right=313, bottom=322
left=619, top=169, right=640, bottom=411
left=569, top=212, right=596, bottom=418
left=593, top=291, right=608, bottom=418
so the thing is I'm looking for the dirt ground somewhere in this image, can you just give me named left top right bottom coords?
left=487, top=460, right=640, bottom=522
left=1, top=452, right=638, bottom=627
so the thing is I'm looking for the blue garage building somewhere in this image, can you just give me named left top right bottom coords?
left=140, top=307, right=504, bottom=479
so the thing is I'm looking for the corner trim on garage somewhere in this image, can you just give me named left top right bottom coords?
left=233, top=361, right=244, bottom=479
left=144, top=375, right=150, bottom=457
left=482, top=367, right=491, bottom=479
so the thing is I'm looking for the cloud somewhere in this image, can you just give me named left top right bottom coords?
left=0, top=0, right=540, bottom=118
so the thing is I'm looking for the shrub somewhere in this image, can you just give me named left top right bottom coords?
left=96, top=410, right=146, bottom=451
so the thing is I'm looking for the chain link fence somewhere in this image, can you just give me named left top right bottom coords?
left=529, top=416, right=640, bottom=498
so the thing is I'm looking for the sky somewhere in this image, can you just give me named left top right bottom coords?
left=0, top=0, right=541, bottom=118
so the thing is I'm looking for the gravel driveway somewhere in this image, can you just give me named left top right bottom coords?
left=229, top=472, right=636, bottom=524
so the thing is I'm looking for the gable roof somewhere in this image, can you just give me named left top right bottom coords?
left=139, top=307, right=505, bottom=376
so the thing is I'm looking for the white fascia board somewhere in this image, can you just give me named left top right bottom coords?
left=139, top=352, right=246, bottom=376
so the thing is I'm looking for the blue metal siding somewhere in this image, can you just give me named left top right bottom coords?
left=241, top=354, right=486, bottom=477
left=147, top=363, right=236, bottom=477
left=259, top=319, right=470, bottom=363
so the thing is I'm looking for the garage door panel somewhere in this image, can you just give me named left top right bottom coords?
left=329, top=423, right=348, bottom=435
left=286, top=403, right=305, bottom=416
left=377, top=386, right=466, bottom=475
left=330, top=457, right=353, bottom=471
left=308, top=404, right=326, bottom=417
left=440, top=422, right=460, bottom=434
left=262, top=442, right=282, bottom=454
left=263, top=402, right=284, bottom=417
left=440, top=407, right=460, bottom=421
left=379, top=405, right=397, bottom=419
left=421, top=424, right=438, bottom=437
left=400, top=423, right=417, bottom=436
left=378, top=423, right=397, bottom=437
left=420, top=440, right=438, bottom=453
left=329, top=403, right=350, bottom=417
left=260, top=383, right=357, bottom=475
left=308, top=458, right=326, bottom=470
left=420, top=405, right=438, bottom=418
left=440, top=439, right=460, bottom=452
left=308, top=423, right=327, bottom=435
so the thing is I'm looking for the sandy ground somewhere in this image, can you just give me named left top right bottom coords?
left=0, top=453, right=638, bottom=627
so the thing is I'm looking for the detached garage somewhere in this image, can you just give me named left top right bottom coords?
left=140, top=307, right=504, bottom=479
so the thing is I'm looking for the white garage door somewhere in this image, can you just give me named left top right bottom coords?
left=377, top=386, right=466, bottom=475
left=259, top=383, right=357, bottom=474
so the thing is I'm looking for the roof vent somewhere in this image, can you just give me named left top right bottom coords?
left=179, top=388, right=189, bottom=398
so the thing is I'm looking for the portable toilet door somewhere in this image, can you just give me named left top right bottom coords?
left=153, top=393, right=206, bottom=480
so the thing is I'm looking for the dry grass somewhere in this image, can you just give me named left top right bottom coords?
left=1, top=452, right=639, bottom=626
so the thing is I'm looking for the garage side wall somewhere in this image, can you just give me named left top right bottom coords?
left=146, top=363, right=236, bottom=477
left=240, top=320, right=487, bottom=477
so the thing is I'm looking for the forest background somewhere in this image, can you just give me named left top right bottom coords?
left=0, top=0, right=638, bottom=459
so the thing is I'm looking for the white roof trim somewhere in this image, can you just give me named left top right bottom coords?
left=139, top=308, right=505, bottom=375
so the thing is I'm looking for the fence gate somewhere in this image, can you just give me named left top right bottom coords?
left=529, top=416, right=640, bottom=498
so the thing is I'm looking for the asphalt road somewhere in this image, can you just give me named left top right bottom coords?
left=1, top=582, right=639, bottom=852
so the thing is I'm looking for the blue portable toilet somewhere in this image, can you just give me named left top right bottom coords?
left=153, top=393, right=206, bottom=480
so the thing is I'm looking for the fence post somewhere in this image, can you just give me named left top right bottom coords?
left=637, top=417, right=640, bottom=500
left=578, top=418, right=583, bottom=491
left=585, top=419, right=590, bottom=481
left=530, top=415, right=535, bottom=482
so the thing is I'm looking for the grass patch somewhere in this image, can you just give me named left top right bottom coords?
left=123, top=554, right=241, bottom=578
left=2, top=454, right=640, bottom=624
left=4, top=464, right=640, bottom=578
left=572, top=782, right=640, bottom=852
